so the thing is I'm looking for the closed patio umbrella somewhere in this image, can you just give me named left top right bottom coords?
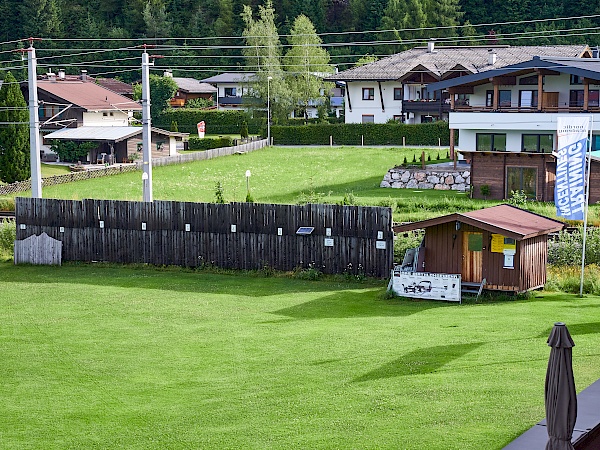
left=545, top=322, right=577, bottom=450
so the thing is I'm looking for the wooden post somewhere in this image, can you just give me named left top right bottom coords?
left=450, top=128, right=455, bottom=161
left=421, top=151, right=425, bottom=169
left=537, top=72, right=543, bottom=111
left=493, top=82, right=499, bottom=110
left=584, top=78, right=589, bottom=111
left=453, top=150, right=457, bottom=170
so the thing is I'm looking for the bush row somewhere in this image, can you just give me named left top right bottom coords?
left=188, top=136, right=234, bottom=151
left=154, top=110, right=262, bottom=135
left=271, top=122, right=453, bottom=146
left=548, top=227, right=600, bottom=266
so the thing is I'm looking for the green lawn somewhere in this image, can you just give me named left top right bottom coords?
left=2, top=146, right=583, bottom=222
left=1, top=262, right=599, bottom=449
left=41, top=163, right=71, bottom=177
left=3, top=146, right=483, bottom=221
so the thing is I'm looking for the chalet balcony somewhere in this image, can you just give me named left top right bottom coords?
left=452, top=102, right=600, bottom=113
left=402, top=99, right=451, bottom=114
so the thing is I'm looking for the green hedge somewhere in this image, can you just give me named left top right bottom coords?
left=271, top=122, right=453, bottom=146
left=188, top=136, right=234, bottom=150
left=154, top=110, right=262, bottom=135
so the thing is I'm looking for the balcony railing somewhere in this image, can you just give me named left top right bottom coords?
left=403, top=99, right=450, bottom=113
left=453, top=103, right=600, bottom=113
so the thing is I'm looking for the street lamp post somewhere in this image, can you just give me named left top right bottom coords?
left=267, top=76, right=273, bottom=145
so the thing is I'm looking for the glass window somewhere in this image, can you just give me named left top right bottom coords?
left=468, top=233, right=483, bottom=252
left=590, top=90, right=599, bottom=107
left=519, top=90, right=538, bottom=108
left=570, top=75, right=583, bottom=85
left=224, top=87, right=236, bottom=97
left=570, top=90, right=584, bottom=107
left=499, top=90, right=511, bottom=107
left=486, top=90, right=511, bottom=108
left=362, top=88, right=374, bottom=100
left=476, top=133, right=506, bottom=151
left=519, top=75, right=540, bottom=85
left=455, top=93, right=470, bottom=106
left=362, top=114, right=374, bottom=123
left=522, top=134, right=553, bottom=153
left=394, top=88, right=402, bottom=100
left=507, top=167, right=537, bottom=199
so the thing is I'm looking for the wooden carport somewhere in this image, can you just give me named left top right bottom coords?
left=393, top=205, right=565, bottom=293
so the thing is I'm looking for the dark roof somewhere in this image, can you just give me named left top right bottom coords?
left=171, top=77, right=217, bottom=94
left=95, top=78, right=134, bottom=96
left=427, top=57, right=600, bottom=92
left=201, top=72, right=257, bottom=84
left=37, top=80, right=141, bottom=111
left=393, top=204, right=564, bottom=240
left=326, top=45, right=590, bottom=82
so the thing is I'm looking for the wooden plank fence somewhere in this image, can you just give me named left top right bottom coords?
left=15, top=197, right=394, bottom=277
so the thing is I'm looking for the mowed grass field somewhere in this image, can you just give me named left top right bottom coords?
left=2, top=146, right=590, bottom=222
left=1, top=262, right=600, bottom=449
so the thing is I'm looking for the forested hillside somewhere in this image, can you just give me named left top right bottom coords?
left=0, top=0, right=598, bottom=81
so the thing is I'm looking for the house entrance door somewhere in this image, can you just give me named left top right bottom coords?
left=462, top=232, right=483, bottom=283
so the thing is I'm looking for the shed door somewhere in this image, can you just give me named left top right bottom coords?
left=462, top=232, right=483, bottom=283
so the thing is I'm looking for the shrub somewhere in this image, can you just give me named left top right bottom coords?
left=155, top=109, right=261, bottom=135
left=188, top=136, right=233, bottom=151
left=270, top=122, right=453, bottom=146
left=0, top=219, right=16, bottom=258
left=0, top=198, right=15, bottom=211
left=480, top=184, right=491, bottom=199
left=240, top=120, right=249, bottom=139
left=214, top=181, right=225, bottom=204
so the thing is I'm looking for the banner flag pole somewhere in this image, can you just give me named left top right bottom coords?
left=580, top=115, right=593, bottom=297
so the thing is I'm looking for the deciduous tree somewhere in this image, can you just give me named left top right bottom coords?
left=284, top=15, right=333, bottom=118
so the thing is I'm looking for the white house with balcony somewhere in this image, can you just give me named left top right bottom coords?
left=200, top=72, right=257, bottom=110
left=326, top=43, right=592, bottom=125
left=427, top=56, right=600, bottom=202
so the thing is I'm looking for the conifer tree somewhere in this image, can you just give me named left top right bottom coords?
left=0, top=72, right=30, bottom=183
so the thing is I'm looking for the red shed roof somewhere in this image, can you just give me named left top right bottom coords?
left=38, top=80, right=141, bottom=112
left=393, top=204, right=565, bottom=240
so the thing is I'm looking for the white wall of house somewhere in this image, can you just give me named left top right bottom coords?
left=451, top=73, right=600, bottom=152
left=82, top=110, right=130, bottom=127
left=344, top=81, right=404, bottom=123
left=452, top=113, right=600, bottom=151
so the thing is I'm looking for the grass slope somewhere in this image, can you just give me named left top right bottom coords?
left=1, top=262, right=599, bottom=449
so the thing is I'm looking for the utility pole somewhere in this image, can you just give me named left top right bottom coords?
left=141, top=47, right=153, bottom=202
left=25, top=39, right=42, bottom=198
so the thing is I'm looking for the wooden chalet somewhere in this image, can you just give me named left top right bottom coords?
left=393, top=205, right=564, bottom=293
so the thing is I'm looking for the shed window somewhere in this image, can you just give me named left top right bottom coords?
left=394, top=88, right=402, bottom=100
left=468, top=233, right=483, bottom=252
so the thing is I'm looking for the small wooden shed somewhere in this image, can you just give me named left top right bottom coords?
left=393, top=204, right=565, bottom=293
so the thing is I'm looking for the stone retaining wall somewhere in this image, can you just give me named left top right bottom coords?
left=380, top=166, right=471, bottom=192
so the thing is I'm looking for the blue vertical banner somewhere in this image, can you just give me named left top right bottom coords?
left=555, top=117, right=590, bottom=221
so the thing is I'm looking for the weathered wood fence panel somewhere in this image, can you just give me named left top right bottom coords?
left=15, top=197, right=394, bottom=277
left=14, top=232, right=62, bottom=265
